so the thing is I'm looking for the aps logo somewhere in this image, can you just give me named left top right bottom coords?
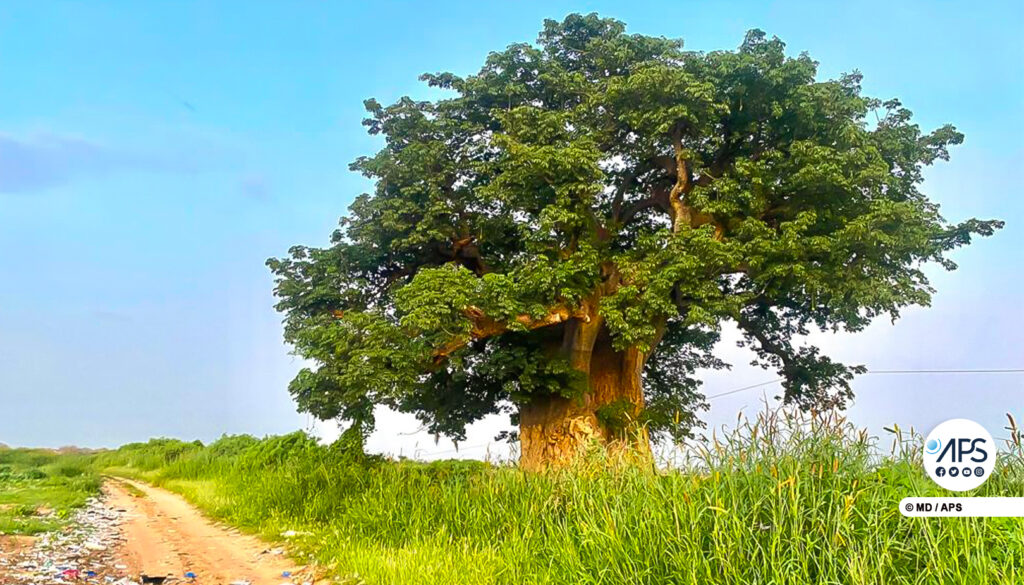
left=923, top=418, right=995, bottom=491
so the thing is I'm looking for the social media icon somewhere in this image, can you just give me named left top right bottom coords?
left=975, top=467, right=984, bottom=477
left=949, top=467, right=959, bottom=477
left=936, top=467, right=946, bottom=477
left=962, top=467, right=972, bottom=477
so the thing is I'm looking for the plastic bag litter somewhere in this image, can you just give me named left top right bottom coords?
left=0, top=496, right=139, bottom=585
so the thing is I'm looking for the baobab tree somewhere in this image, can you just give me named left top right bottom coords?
left=268, top=14, right=1001, bottom=470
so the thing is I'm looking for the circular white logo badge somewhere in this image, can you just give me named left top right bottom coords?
left=923, top=418, right=995, bottom=492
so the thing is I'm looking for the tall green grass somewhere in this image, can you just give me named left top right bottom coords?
left=94, top=410, right=1024, bottom=584
left=0, top=448, right=102, bottom=535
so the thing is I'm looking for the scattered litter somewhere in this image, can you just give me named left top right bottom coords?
left=0, top=495, right=136, bottom=585
left=1, top=492, right=315, bottom=585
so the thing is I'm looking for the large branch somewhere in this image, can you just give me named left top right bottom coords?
left=735, top=311, right=863, bottom=409
left=643, top=135, right=725, bottom=239
left=619, top=189, right=670, bottom=225
left=611, top=144, right=727, bottom=238
left=432, top=303, right=589, bottom=362
left=735, top=313, right=793, bottom=373
left=610, top=167, right=641, bottom=224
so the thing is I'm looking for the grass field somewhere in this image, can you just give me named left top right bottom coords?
left=85, top=410, right=1024, bottom=584
left=0, top=448, right=101, bottom=535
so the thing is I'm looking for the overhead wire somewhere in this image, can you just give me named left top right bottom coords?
left=706, top=368, right=1024, bottom=402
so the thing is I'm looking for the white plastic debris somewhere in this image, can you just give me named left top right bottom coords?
left=0, top=496, right=137, bottom=585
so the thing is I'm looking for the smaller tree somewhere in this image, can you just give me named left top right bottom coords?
left=268, top=14, right=1002, bottom=470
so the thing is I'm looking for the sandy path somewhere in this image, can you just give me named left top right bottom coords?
left=105, top=479, right=316, bottom=585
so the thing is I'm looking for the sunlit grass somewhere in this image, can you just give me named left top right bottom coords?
left=0, top=449, right=101, bottom=535
left=92, top=410, right=1024, bottom=584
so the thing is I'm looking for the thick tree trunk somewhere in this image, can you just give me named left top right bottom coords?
left=518, top=319, right=651, bottom=472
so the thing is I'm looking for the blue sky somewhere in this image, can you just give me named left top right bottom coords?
left=1, top=1, right=1021, bottom=456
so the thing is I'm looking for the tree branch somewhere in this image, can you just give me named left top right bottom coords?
left=735, top=313, right=793, bottom=373
left=610, top=167, right=641, bottom=224
left=432, top=304, right=591, bottom=362
left=668, top=132, right=695, bottom=234
left=619, top=189, right=670, bottom=225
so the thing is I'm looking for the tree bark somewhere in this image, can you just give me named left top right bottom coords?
left=518, top=321, right=652, bottom=472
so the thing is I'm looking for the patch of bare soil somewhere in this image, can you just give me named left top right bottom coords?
left=1, top=481, right=322, bottom=585
left=106, top=479, right=321, bottom=585
left=0, top=535, right=38, bottom=555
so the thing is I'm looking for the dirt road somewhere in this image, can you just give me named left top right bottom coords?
left=105, top=479, right=317, bottom=585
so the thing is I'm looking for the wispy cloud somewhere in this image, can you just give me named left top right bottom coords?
left=0, top=133, right=115, bottom=193
left=0, top=131, right=230, bottom=194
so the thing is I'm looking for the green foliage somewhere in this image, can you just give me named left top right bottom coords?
left=92, top=438, right=204, bottom=471
left=0, top=449, right=102, bottom=535
left=93, top=413, right=1024, bottom=584
left=268, top=14, right=1001, bottom=443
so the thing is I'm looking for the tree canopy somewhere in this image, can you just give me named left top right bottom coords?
left=268, top=14, right=1001, bottom=455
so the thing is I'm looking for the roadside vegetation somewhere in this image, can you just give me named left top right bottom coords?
left=5, top=411, right=1022, bottom=583
left=83, top=410, right=1024, bottom=584
left=0, top=448, right=101, bottom=535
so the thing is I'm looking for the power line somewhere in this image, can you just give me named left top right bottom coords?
left=415, top=443, right=490, bottom=457
left=706, top=378, right=784, bottom=400
left=867, top=369, right=1024, bottom=374
left=706, top=368, right=1024, bottom=402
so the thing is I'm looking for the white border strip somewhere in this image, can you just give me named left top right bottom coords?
left=900, top=497, right=1024, bottom=517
